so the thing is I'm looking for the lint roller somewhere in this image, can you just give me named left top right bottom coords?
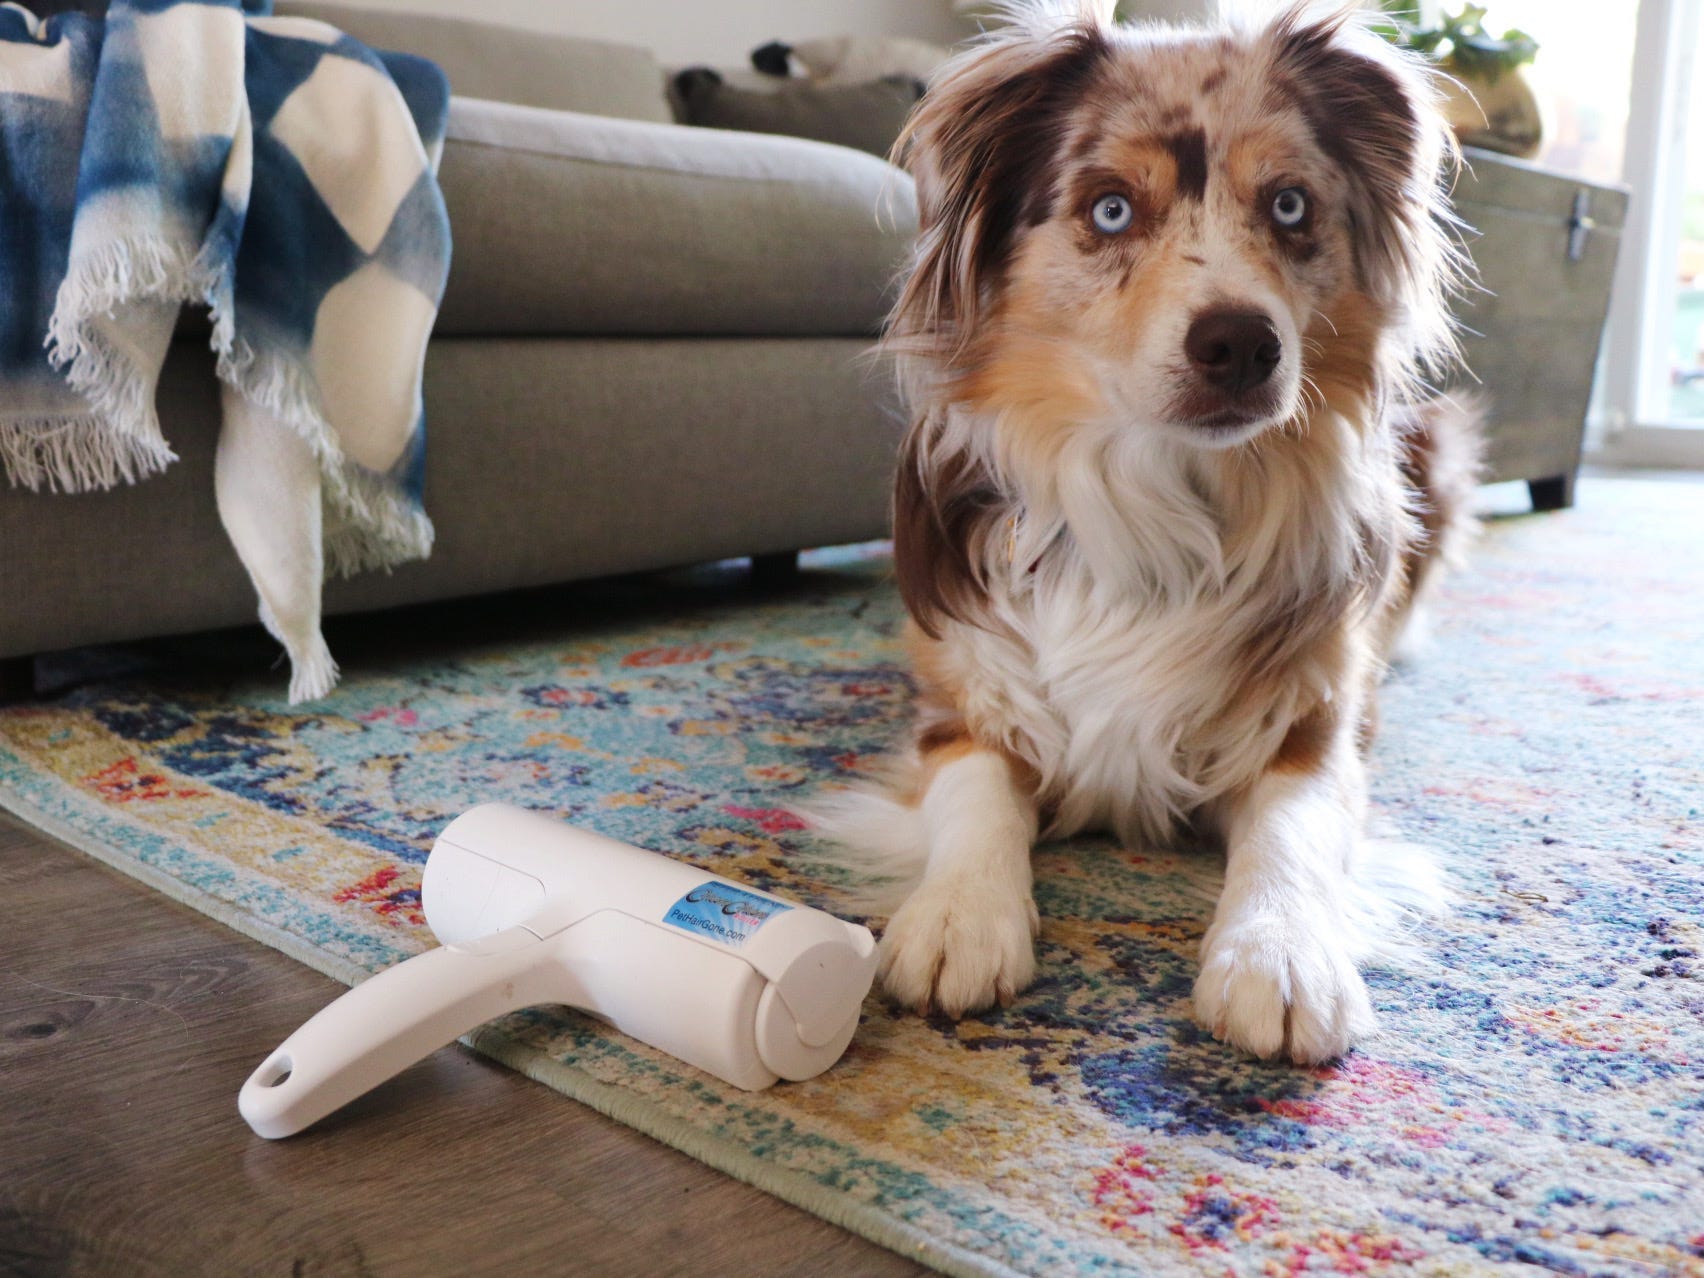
left=239, top=804, right=877, bottom=1139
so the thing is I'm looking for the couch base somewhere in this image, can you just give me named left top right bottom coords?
left=0, top=655, right=32, bottom=704
left=0, top=336, right=899, bottom=660
left=1527, top=473, right=1576, bottom=512
left=749, top=549, right=801, bottom=589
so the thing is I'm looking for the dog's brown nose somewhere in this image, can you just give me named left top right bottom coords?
left=1184, top=311, right=1281, bottom=395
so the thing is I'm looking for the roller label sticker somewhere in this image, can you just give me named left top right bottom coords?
left=663, top=880, right=791, bottom=947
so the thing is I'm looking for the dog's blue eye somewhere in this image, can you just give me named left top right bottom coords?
left=1271, top=187, right=1307, bottom=227
left=1091, top=194, right=1133, bottom=234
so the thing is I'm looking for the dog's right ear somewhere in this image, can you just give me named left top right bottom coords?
left=889, top=3, right=1112, bottom=356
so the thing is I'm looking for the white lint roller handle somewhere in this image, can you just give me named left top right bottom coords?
left=239, top=804, right=877, bottom=1139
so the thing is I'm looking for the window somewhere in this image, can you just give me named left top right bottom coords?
left=1654, top=3, right=1704, bottom=422
left=1477, top=0, right=1637, bottom=187
left=1597, top=0, right=1704, bottom=464
left=1403, top=0, right=1695, bottom=464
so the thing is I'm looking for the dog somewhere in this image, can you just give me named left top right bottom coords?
left=812, top=0, right=1481, bottom=1065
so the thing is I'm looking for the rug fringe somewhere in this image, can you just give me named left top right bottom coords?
left=0, top=762, right=1014, bottom=1278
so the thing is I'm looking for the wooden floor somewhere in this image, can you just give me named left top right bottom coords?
left=0, top=811, right=927, bottom=1277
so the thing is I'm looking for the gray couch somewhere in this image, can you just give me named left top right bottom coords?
left=0, top=5, right=915, bottom=688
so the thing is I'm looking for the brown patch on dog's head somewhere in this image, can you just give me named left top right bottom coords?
left=1301, top=285, right=1383, bottom=415
left=1267, top=13, right=1416, bottom=250
left=1163, top=128, right=1209, bottom=203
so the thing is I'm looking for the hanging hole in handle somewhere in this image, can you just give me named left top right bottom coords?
left=254, top=1052, right=293, bottom=1088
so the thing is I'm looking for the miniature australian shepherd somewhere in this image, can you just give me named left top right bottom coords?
left=814, top=0, right=1481, bottom=1065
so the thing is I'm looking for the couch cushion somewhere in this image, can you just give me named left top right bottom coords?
left=274, top=2, right=674, bottom=124
left=434, top=97, right=917, bottom=338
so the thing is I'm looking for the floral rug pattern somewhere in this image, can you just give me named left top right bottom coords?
left=2, top=479, right=1700, bottom=1277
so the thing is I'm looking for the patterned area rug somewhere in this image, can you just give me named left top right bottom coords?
left=2, top=478, right=1700, bottom=1277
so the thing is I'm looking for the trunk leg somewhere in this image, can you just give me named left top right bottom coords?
left=1528, top=473, right=1576, bottom=512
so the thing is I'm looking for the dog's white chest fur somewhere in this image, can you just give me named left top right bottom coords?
left=943, top=557, right=1308, bottom=847
left=935, top=438, right=1362, bottom=849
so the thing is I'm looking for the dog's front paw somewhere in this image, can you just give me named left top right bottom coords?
left=878, top=878, right=1040, bottom=1017
left=1192, top=912, right=1374, bottom=1064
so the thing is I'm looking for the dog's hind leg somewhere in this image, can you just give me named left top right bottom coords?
left=870, top=742, right=1041, bottom=1017
left=1387, top=393, right=1486, bottom=662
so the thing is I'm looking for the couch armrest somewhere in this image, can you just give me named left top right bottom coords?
left=437, top=96, right=918, bottom=339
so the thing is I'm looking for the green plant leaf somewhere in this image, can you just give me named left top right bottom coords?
left=1394, top=4, right=1539, bottom=74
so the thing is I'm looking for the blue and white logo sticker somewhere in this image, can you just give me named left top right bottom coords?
left=663, top=881, right=791, bottom=948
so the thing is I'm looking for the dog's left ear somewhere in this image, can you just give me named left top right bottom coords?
left=1266, top=7, right=1462, bottom=377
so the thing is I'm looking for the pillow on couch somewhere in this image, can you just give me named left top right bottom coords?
left=751, top=34, right=951, bottom=85
left=672, top=67, right=922, bottom=159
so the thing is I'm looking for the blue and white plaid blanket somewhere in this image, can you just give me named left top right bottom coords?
left=0, top=0, right=449, bottom=701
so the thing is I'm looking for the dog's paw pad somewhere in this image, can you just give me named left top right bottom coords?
left=878, top=880, right=1037, bottom=1018
left=1193, top=914, right=1374, bottom=1065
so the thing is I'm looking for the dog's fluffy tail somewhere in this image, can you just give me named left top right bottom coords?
left=1344, top=833, right=1453, bottom=967
left=796, top=782, right=929, bottom=916
left=1390, top=392, right=1487, bottom=662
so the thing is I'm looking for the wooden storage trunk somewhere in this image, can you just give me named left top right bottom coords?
left=1448, top=148, right=1629, bottom=510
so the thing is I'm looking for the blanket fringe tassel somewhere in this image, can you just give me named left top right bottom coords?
left=48, top=235, right=210, bottom=414
left=259, top=598, right=341, bottom=705
left=0, top=416, right=176, bottom=492
left=34, top=235, right=223, bottom=486
left=222, top=344, right=432, bottom=703
left=221, top=341, right=435, bottom=576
